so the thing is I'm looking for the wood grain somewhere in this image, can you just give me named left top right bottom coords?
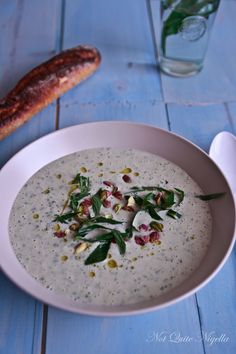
left=46, top=298, right=205, bottom=354
left=166, top=102, right=236, bottom=353
left=0, top=0, right=61, bottom=167
left=0, top=1, right=236, bottom=354
left=0, top=1, right=62, bottom=354
left=166, top=103, right=233, bottom=152
left=44, top=2, right=205, bottom=354
left=58, top=0, right=163, bottom=109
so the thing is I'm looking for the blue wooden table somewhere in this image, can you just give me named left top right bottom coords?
left=0, top=1, right=236, bottom=353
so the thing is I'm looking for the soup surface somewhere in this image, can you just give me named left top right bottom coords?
left=9, top=148, right=212, bottom=305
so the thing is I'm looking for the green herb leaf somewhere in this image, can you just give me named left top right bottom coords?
left=53, top=212, right=76, bottom=223
left=88, top=216, right=123, bottom=225
left=143, top=192, right=155, bottom=202
left=76, top=224, right=112, bottom=237
left=91, top=191, right=102, bottom=216
left=167, top=209, right=182, bottom=219
left=122, top=227, right=134, bottom=240
left=84, top=241, right=111, bottom=265
left=146, top=205, right=163, bottom=221
left=160, top=190, right=175, bottom=209
left=174, top=188, right=185, bottom=205
left=129, top=186, right=164, bottom=193
left=69, top=191, right=89, bottom=211
left=161, top=0, right=220, bottom=55
left=71, top=173, right=90, bottom=193
left=69, top=194, right=79, bottom=211
left=133, top=195, right=144, bottom=207
left=76, top=232, right=114, bottom=243
left=195, top=192, right=226, bottom=201
left=112, top=230, right=126, bottom=255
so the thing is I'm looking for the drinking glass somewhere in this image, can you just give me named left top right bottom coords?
left=157, top=0, right=220, bottom=77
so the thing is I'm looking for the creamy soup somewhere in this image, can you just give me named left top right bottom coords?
left=9, top=148, right=212, bottom=306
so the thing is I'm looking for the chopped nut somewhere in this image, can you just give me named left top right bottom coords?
left=122, top=205, right=135, bottom=212
left=150, top=221, right=164, bottom=232
left=100, top=190, right=111, bottom=201
left=103, top=199, right=111, bottom=208
left=103, top=181, right=113, bottom=187
left=53, top=223, right=61, bottom=232
left=122, top=175, right=132, bottom=183
left=113, top=203, right=122, bottom=214
left=149, top=231, right=160, bottom=243
left=113, top=190, right=123, bottom=200
left=69, top=223, right=80, bottom=231
left=54, top=231, right=66, bottom=238
left=80, top=167, right=87, bottom=173
left=138, top=224, right=148, bottom=232
left=134, top=235, right=150, bottom=246
left=127, top=196, right=135, bottom=207
left=74, top=242, right=88, bottom=254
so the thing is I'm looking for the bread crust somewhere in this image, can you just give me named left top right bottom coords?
left=0, top=45, right=101, bottom=140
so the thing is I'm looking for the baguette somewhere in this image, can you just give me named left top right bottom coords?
left=0, top=45, right=101, bottom=141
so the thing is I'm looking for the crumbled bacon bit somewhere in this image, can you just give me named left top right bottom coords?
left=138, top=224, right=149, bottom=232
left=135, top=235, right=150, bottom=246
left=54, top=231, right=66, bottom=238
left=122, top=174, right=132, bottom=183
left=149, top=231, right=160, bottom=243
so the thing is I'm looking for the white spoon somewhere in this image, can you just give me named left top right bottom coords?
left=209, top=131, right=236, bottom=202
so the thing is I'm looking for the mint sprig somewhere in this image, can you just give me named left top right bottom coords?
left=161, top=0, right=220, bottom=55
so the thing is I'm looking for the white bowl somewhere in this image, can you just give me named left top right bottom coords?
left=0, top=121, right=235, bottom=316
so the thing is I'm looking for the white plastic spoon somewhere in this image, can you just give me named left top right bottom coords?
left=209, top=131, right=236, bottom=202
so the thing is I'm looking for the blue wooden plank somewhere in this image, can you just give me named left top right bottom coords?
left=0, top=1, right=62, bottom=353
left=0, top=272, right=44, bottom=354
left=150, top=0, right=236, bottom=103
left=167, top=102, right=236, bottom=353
left=167, top=103, right=232, bottom=152
left=196, top=252, right=236, bottom=354
left=0, top=0, right=19, bottom=98
left=0, top=0, right=62, bottom=167
left=45, top=2, right=205, bottom=354
left=0, top=104, right=56, bottom=167
left=58, top=0, right=163, bottom=108
left=46, top=297, right=204, bottom=354
left=59, top=100, right=168, bottom=129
